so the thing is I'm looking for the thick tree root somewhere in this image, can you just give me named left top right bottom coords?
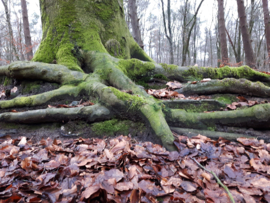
left=177, top=78, right=270, bottom=97
left=166, top=103, right=270, bottom=130
left=0, top=61, right=86, bottom=84
left=171, top=127, right=254, bottom=140
left=151, top=64, right=270, bottom=83
left=1, top=52, right=270, bottom=150
left=0, top=104, right=113, bottom=123
left=162, top=99, right=226, bottom=112
left=0, top=85, right=85, bottom=109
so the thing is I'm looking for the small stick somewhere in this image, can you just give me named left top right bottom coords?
left=192, top=158, right=235, bottom=203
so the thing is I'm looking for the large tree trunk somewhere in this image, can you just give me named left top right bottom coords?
left=33, top=0, right=152, bottom=71
left=1, top=0, right=270, bottom=153
left=262, top=0, right=270, bottom=68
left=217, top=0, right=228, bottom=64
left=128, top=0, right=144, bottom=49
left=236, top=0, right=255, bottom=68
left=21, top=0, right=33, bottom=61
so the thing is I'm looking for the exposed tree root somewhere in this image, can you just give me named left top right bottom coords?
left=162, top=99, right=226, bottom=112
left=1, top=52, right=270, bottom=150
left=152, top=64, right=270, bottom=83
left=177, top=78, right=270, bottom=97
left=171, top=127, right=254, bottom=140
left=166, top=103, right=270, bottom=130
left=0, top=104, right=113, bottom=123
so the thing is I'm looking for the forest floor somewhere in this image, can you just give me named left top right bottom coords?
left=1, top=79, right=270, bottom=202
left=0, top=134, right=269, bottom=202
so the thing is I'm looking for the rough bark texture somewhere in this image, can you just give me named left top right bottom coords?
left=21, top=0, right=33, bottom=60
left=33, top=0, right=152, bottom=71
left=1, top=0, right=270, bottom=151
left=1, top=0, right=19, bottom=61
left=128, top=0, right=144, bottom=49
left=262, top=0, right=270, bottom=68
left=236, top=0, right=255, bottom=68
left=217, top=0, right=228, bottom=64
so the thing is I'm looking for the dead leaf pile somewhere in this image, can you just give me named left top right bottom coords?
left=0, top=135, right=270, bottom=202
left=226, top=96, right=267, bottom=110
left=146, top=88, right=185, bottom=99
left=166, top=81, right=182, bottom=90
left=48, top=100, right=94, bottom=109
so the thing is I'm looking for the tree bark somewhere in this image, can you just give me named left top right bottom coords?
left=217, top=0, right=228, bottom=64
left=160, top=0, right=174, bottom=64
left=2, top=0, right=270, bottom=151
left=1, top=0, right=20, bottom=61
left=21, top=0, right=33, bottom=61
left=128, top=0, right=144, bottom=49
left=181, top=0, right=204, bottom=66
left=33, top=0, right=152, bottom=71
left=236, top=0, right=255, bottom=68
left=262, top=0, right=270, bottom=68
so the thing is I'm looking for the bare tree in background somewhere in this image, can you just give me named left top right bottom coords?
left=21, top=0, right=33, bottom=60
left=217, top=0, right=228, bottom=64
left=161, top=0, right=174, bottom=64
left=181, top=0, right=204, bottom=66
left=236, top=0, right=255, bottom=68
left=262, top=0, right=270, bottom=68
left=1, top=0, right=19, bottom=61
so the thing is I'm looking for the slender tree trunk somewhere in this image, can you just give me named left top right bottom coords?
left=193, top=21, right=197, bottom=65
left=181, top=0, right=204, bottom=66
left=21, top=0, right=33, bottom=60
left=161, top=0, right=174, bottom=64
left=236, top=0, right=255, bottom=68
left=217, top=0, right=228, bottom=64
left=128, top=0, right=144, bottom=49
left=209, top=30, right=213, bottom=66
left=1, top=0, right=20, bottom=61
left=262, top=0, right=270, bottom=68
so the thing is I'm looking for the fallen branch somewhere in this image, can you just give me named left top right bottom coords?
left=192, top=158, right=235, bottom=203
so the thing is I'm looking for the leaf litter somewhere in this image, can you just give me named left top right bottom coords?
left=0, top=134, right=270, bottom=202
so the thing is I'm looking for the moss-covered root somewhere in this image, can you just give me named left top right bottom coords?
left=140, top=105, right=176, bottom=151
left=0, top=61, right=87, bottom=84
left=129, top=42, right=154, bottom=62
left=166, top=103, right=270, bottom=130
left=152, top=64, right=270, bottom=83
left=177, top=78, right=270, bottom=97
left=0, top=104, right=113, bottom=123
left=170, top=127, right=255, bottom=140
left=0, top=85, right=84, bottom=109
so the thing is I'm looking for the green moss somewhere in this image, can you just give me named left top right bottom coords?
left=160, top=63, right=177, bottom=73
left=3, top=77, right=12, bottom=86
left=95, top=68, right=112, bottom=80
left=91, top=119, right=131, bottom=136
left=153, top=74, right=169, bottom=81
left=118, top=59, right=155, bottom=80
left=21, top=81, right=41, bottom=94
left=182, top=67, right=204, bottom=81
left=109, top=87, right=146, bottom=110
left=184, top=103, right=211, bottom=113
left=182, top=66, right=270, bottom=82
left=207, top=126, right=216, bottom=131
left=62, top=79, right=85, bottom=86
left=91, top=1, right=116, bottom=21
left=212, top=94, right=238, bottom=105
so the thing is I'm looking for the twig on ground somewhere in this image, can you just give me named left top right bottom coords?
left=192, top=158, right=235, bottom=203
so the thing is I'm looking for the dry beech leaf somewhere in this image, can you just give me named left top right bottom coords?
left=1, top=133, right=270, bottom=202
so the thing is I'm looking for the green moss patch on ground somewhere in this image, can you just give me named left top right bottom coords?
left=91, top=119, right=145, bottom=136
